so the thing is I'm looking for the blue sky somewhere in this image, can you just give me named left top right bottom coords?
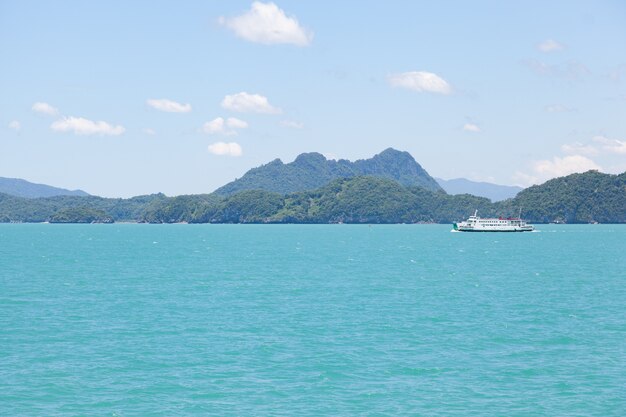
left=1, top=1, right=625, bottom=197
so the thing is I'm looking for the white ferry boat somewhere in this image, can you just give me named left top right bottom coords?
left=453, top=210, right=534, bottom=232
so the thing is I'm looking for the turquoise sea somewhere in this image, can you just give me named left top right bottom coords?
left=1, top=224, right=625, bottom=416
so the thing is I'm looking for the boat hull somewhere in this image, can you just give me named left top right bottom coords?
left=453, top=211, right=534, bottom=232
left=453, top=222, right=534, bottom=232
left=455, top=228, right=534, bottom=232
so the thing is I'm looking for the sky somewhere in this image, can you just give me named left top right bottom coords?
left=1, top=0, right=625, bottom=197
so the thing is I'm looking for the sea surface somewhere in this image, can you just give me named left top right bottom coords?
left=1, top=224, right=625, bottom=416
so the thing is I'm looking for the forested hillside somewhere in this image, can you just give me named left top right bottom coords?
left=1, top=171, right=623, bottom=224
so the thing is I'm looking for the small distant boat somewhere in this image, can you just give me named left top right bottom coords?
left=453, top=209, right=534, bottom=232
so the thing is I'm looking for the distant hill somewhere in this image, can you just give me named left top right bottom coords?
left=436, top=177, right=523, bottom=201
left=500, top=170, right=626, bottom=223
left=153, top=171, right=626, bottom=224
left=1, top=169, right=624, bottom=224
left=0, top=192, right=163, bottom=223
left=0, top=177, right=90, bottom=198
left=214, top=148, right=443, bottom=195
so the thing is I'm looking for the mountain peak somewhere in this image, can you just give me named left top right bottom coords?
left=265, top=158, right=284, bottom=166
left=214, top=149, right=443, bottom=195
left=435, top=178, right=523, bottom=202
left=0, top=177, right=90, bottom=199
left=349, top=148, right=440, bottom=192
left=369, top=148, right=421, bottom=167
left=378, top=147, right=412, bottom=158
left=293, top=152, right=327, bottom=165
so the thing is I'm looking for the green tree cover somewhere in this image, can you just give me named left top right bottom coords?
left=268, top=177, right=494, bottom=223
left=214, top=148, right=443, bottom=195
left=0, top=171, right=624, bottom=224
left=499, top=170, right=626, bottom=223
left=141, top=194, right=222, bottom=223
left=49, top=207, right=114, bottom=223
left=0, top=193, right=164, bottom=223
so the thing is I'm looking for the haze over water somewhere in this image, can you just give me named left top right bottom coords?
left=1, top=224, right=625, bottom=416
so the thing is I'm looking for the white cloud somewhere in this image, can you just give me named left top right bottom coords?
left=32, top=102, right=59, bottom=116
left=514, top=155, right=602, bottom=186
left=50, top=116, right=125, bottom=136
left=592, top=136, right=611, bottom=144
left=537, top=39, right=564, bottom=52
left=535, top=155, right=601, bottom=178
left=512, top=171, right=539, bottom=187
left=463, top=123, right=480, bottom=132
left=142, top=128, right=156, bottom=135
left=387, top=71, right=452, bottom=95
left=607, top=141, right=626, bottom=154
left=8, top=120, right=21, bottom=131
left=201, top=117, right=248, bottom=135
left=523, top=59, right=551, bottom=75
left=221, top=92, right=281, bottom=114
left=545, top=104, right=575, bottom=113
left=523, top=59, right=590, bottom=80
left=558, top=136, right=626, bottom=161
left=280, top=120, right=304, bottom=129
left=146, top=98, right=192, bottom=113
left=592, top=135, right=626, bottom=154
left=606, top=162, right=626, bottom=175
left=226, top=117, right=249, bottom=129
left=561, top=142, right=598, bottom=156
left=202, top=117, right=230, bottom=135
left=608, top=65, right=626, bottom=83
left=219, top=1, right=313, bottom=46
left=208, top=142, right=243, bottom=156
